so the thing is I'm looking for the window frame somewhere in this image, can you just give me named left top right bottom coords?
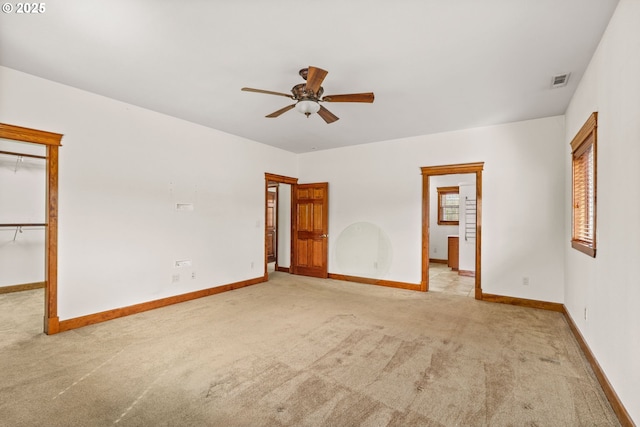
left=437, top=186, right=460, bottom=225
left=570, top=112, right=597, bottom=258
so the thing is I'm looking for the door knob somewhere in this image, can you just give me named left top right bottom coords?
left=320, top=234, right=328, bottom=238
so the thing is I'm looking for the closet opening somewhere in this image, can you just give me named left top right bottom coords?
left=0, top=123, right=63, bottom=334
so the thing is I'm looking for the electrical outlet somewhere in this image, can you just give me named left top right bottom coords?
left=522, top=277, right=530, bottom=286
left=251, top=261, right=254, bottom=269
left=191, top=272, right=196, bottom=279
left=434, top=247, right=438, bottom=254
left=172, top=274, right=180, bottom=283
left=584, top=308, right=588, bottom=321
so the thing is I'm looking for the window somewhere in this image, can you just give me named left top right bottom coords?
left=437, top=186, right=459, bottom=225
left=571, top=112, right=597, bottom=257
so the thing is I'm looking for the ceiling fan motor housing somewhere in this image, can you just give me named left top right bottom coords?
left=292, top=83, right=323, bottom=101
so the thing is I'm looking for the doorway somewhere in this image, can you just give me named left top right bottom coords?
left=421, top=162, right=483, bottom=299
left=427, top=174, right=476, bottom=297
left=264, top=173, right=297, bottom=279
left=264, top=173, right=329, bottom=280
left=0, top=123, right=62, bottom=334
left=266, top=184, right=277, bottom=268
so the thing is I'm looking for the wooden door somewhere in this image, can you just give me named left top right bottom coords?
left=266, top=190, right=277, bottom=263
left=292, top=183, right=328, bottom=278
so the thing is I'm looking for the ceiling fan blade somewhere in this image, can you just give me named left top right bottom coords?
left=241, top=87, right=293, bottom=99
left=305, top=66, right=328, bottom=94
left=322, top=93, right=375, bottom=103
left=266, top=104, right=296, bottom=118
left=317, top=105, right=339, bottom=124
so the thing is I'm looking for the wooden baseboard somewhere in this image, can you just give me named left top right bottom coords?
left=429, top=258, right=448, bottom=264
left=458, top=270, right=475, bottom=277
left=328, top=273, right=421, bottom=291
left=275, top=266, right=290, bottom=273
left=481, top=293, right=564, bottom=312
left=481, top=293, right=633, bottom=426
left=0, top=282, right=45, bottom=294
left=57, top=276, right=266, bottom=333
left=562, top=307, right=634, bottom=427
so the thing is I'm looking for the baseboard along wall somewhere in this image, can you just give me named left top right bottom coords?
left=482, top=292, right=633, bottom=427
left=48, top=272, right=633, bottom=426
left=0, top=282, right=45, bottom=294
left=57, top=276, right=266, bottom=333
left=327, top=273, right=422, bottom=291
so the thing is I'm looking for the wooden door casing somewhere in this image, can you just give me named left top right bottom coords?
left=292, top=183, right=328, bottom=278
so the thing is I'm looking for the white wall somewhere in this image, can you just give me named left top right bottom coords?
left=299, top=115, right=566, bottom=302
left=0, top=139, right=46, bottom=286
left=564, top=0, right=640, bottom=422
left=0, top=66, right=297, bottom=320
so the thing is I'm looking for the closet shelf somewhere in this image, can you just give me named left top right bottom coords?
left=1, top=223, right=46, bottom=241
left=0, top=223, right=47, bottom=227
left=0, top=150, right=46, bottom=160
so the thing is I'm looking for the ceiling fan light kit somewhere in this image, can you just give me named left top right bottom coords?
left=296, top=100, right=321, bottom=117
left=241, top=66, right=374, bottom=124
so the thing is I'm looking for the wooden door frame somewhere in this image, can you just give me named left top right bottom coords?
left=264, top=173, right=298, bottom=280
left=0, top=123, right=63, bottom=334
left=421, top=162, right=483, bottom=298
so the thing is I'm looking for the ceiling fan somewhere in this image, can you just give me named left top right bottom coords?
left=241, top=66, right=374, bottom=124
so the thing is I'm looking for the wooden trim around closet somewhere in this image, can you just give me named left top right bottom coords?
left=0, top=123, right=63, bottom=334
left=0, top=123, right=62, bottom=146
left=45, top=144, right=60, bottom=333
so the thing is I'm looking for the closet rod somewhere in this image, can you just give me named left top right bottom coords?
left=0, top=223, right=47, bottom=227
left=0, top=150, right=47, bottom=160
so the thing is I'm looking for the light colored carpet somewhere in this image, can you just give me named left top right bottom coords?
left=0, top=273, right=619, bottom=426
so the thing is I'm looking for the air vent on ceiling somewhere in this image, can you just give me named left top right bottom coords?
left=551, top=73, right=570, bottom=88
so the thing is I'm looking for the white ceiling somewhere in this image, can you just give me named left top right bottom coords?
left=0, top=0, right=618, bottom=153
